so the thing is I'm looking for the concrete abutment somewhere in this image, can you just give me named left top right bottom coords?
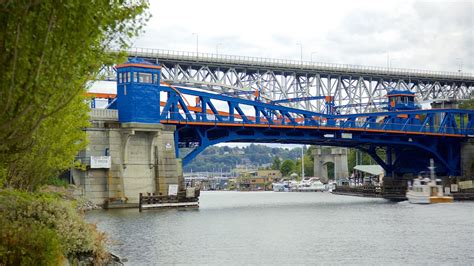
left=72, top=112, right=184, bottom=206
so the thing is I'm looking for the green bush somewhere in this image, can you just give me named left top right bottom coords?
left=43, top=176, right=69, bottom=188
left=0, top=189, right=108, bottom=264
left=0, top=217, right=63, bottom=265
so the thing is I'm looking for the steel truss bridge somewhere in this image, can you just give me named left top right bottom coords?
left=103, top=56, right=474, bottom=178
left=153, top=83, right=474, bottom=177
left=125, top=48, right=474, bottom=114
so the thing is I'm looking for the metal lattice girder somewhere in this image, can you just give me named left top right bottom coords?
left=158, top=84, right=474, bottom=135
left=124, top=48, right=474, bottom=114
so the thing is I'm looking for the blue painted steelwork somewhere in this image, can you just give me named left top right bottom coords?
left=112, top=59, right=474, bottom=177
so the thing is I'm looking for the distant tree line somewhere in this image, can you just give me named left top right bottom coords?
left=183, top=144, right=302, bottom=172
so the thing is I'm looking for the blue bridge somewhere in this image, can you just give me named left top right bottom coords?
left=105, top=58, right=474, bottom=178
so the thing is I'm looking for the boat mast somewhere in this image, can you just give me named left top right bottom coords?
left=429, top=158, right=435, bottom=180
left=301, top=145, right=305, bottom=180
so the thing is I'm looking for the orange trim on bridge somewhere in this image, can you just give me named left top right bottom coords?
left=387, top=94, right=415, bottom=97
left=86, top=93, right=116, bottom=99
left=161, top=120, right=465, bottom=138
left=116, top=63, right=162, bottom=69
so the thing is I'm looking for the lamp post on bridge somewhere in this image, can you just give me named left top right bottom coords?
left=296, top=43, right=303, bottom=64
left=192, top=33, right=199, bottom=58
left=216, top=43, right=222, bottom=56
left=456, top=58, right=463, bottom=73
left=390, top=58, right=396, bottom=69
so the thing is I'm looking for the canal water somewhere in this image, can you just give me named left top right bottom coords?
left=86, top=191, right=474, bottom=265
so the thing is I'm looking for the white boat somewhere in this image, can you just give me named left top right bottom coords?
left=296, top=177, right=326, bottom=192
left=272, top=182, right=287, bottom=192
left=326, top=180, right=336, bottom=192
left=406, top=160, right=453, bottom=204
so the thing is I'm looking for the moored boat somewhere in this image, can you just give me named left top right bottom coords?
left=406, top=160, right=453, bottom=204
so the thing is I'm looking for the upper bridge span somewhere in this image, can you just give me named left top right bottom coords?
left=122, top=48, right=474, bottom=114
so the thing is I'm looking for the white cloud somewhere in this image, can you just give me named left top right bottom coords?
left=133, top=0, right=473, bottom=72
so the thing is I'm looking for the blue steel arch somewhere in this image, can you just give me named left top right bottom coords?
left=175, top=124, right=464, bottom=177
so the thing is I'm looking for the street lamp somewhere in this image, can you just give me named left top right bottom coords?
left=390, top=58, right=396, bottom=68
left=192, top=33, right=199, bottom=57
left=296, top=43, right=303, bottom=63
left=311, top=52, right=317, bottom=62
left=456, top=58, right=463, bottom=72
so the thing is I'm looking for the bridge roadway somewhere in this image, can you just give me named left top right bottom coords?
left=125, top=48, right=474, bottom=114
left=128, top=48, right=474, bottom=83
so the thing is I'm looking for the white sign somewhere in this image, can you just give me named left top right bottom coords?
left=341, top=133, right=352, bottom=139
left=168, top=184, right=178, bottom=196
left=90, top=156, right=111, bottom=169
left=165, top=143, right=172, bottom=150
left=451, top=184, right=459, bottom=192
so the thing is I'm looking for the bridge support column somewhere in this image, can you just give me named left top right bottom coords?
left=461, top=139, right=474, bottom=178
left=73, top=117, right=185, bottom=206
left=312, top=147, right=349, bottom=183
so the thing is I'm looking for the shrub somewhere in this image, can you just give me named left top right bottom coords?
left=0, top=189, right=109, bottom=264
left=0, top=217, right=63, bottom=265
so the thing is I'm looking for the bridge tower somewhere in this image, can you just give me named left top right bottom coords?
left=115, top=58, right=161, bottom=123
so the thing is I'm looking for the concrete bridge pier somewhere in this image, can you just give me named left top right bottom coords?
left=72, top=112, right=184, bottom=207
left=461, top=139, right=474, bottom=178
left=312, top=147, right=349, bottom=183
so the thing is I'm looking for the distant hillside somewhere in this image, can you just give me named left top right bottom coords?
left=182, top=144, right=302, bottom=172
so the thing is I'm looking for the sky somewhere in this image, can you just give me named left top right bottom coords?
left=132, top=0, right=473, bottom=73
left=96, top=0, right=472, bottom=148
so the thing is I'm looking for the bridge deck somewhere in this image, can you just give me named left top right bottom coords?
left=127, top=48, right=474, bottom=85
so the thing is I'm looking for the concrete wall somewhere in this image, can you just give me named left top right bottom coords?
left=73, top=116, right=183, bottom=205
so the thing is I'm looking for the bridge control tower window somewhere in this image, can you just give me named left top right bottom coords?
left=139, top=72, right=152, bottom=83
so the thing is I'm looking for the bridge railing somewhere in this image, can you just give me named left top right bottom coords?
left=127, top=47, right=474, bottom=80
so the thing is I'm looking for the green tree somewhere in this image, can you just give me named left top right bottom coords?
left=459, top=98, right=474, bottom=110
left=295, top=154, right=314, bottom=177
left=272, top=157, right=281, bottom=170
left=6, top=95, right=89, bottom=190
left=280, top=159, right=295, bottom=177
left=0, top=1, right=150, bottom=190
